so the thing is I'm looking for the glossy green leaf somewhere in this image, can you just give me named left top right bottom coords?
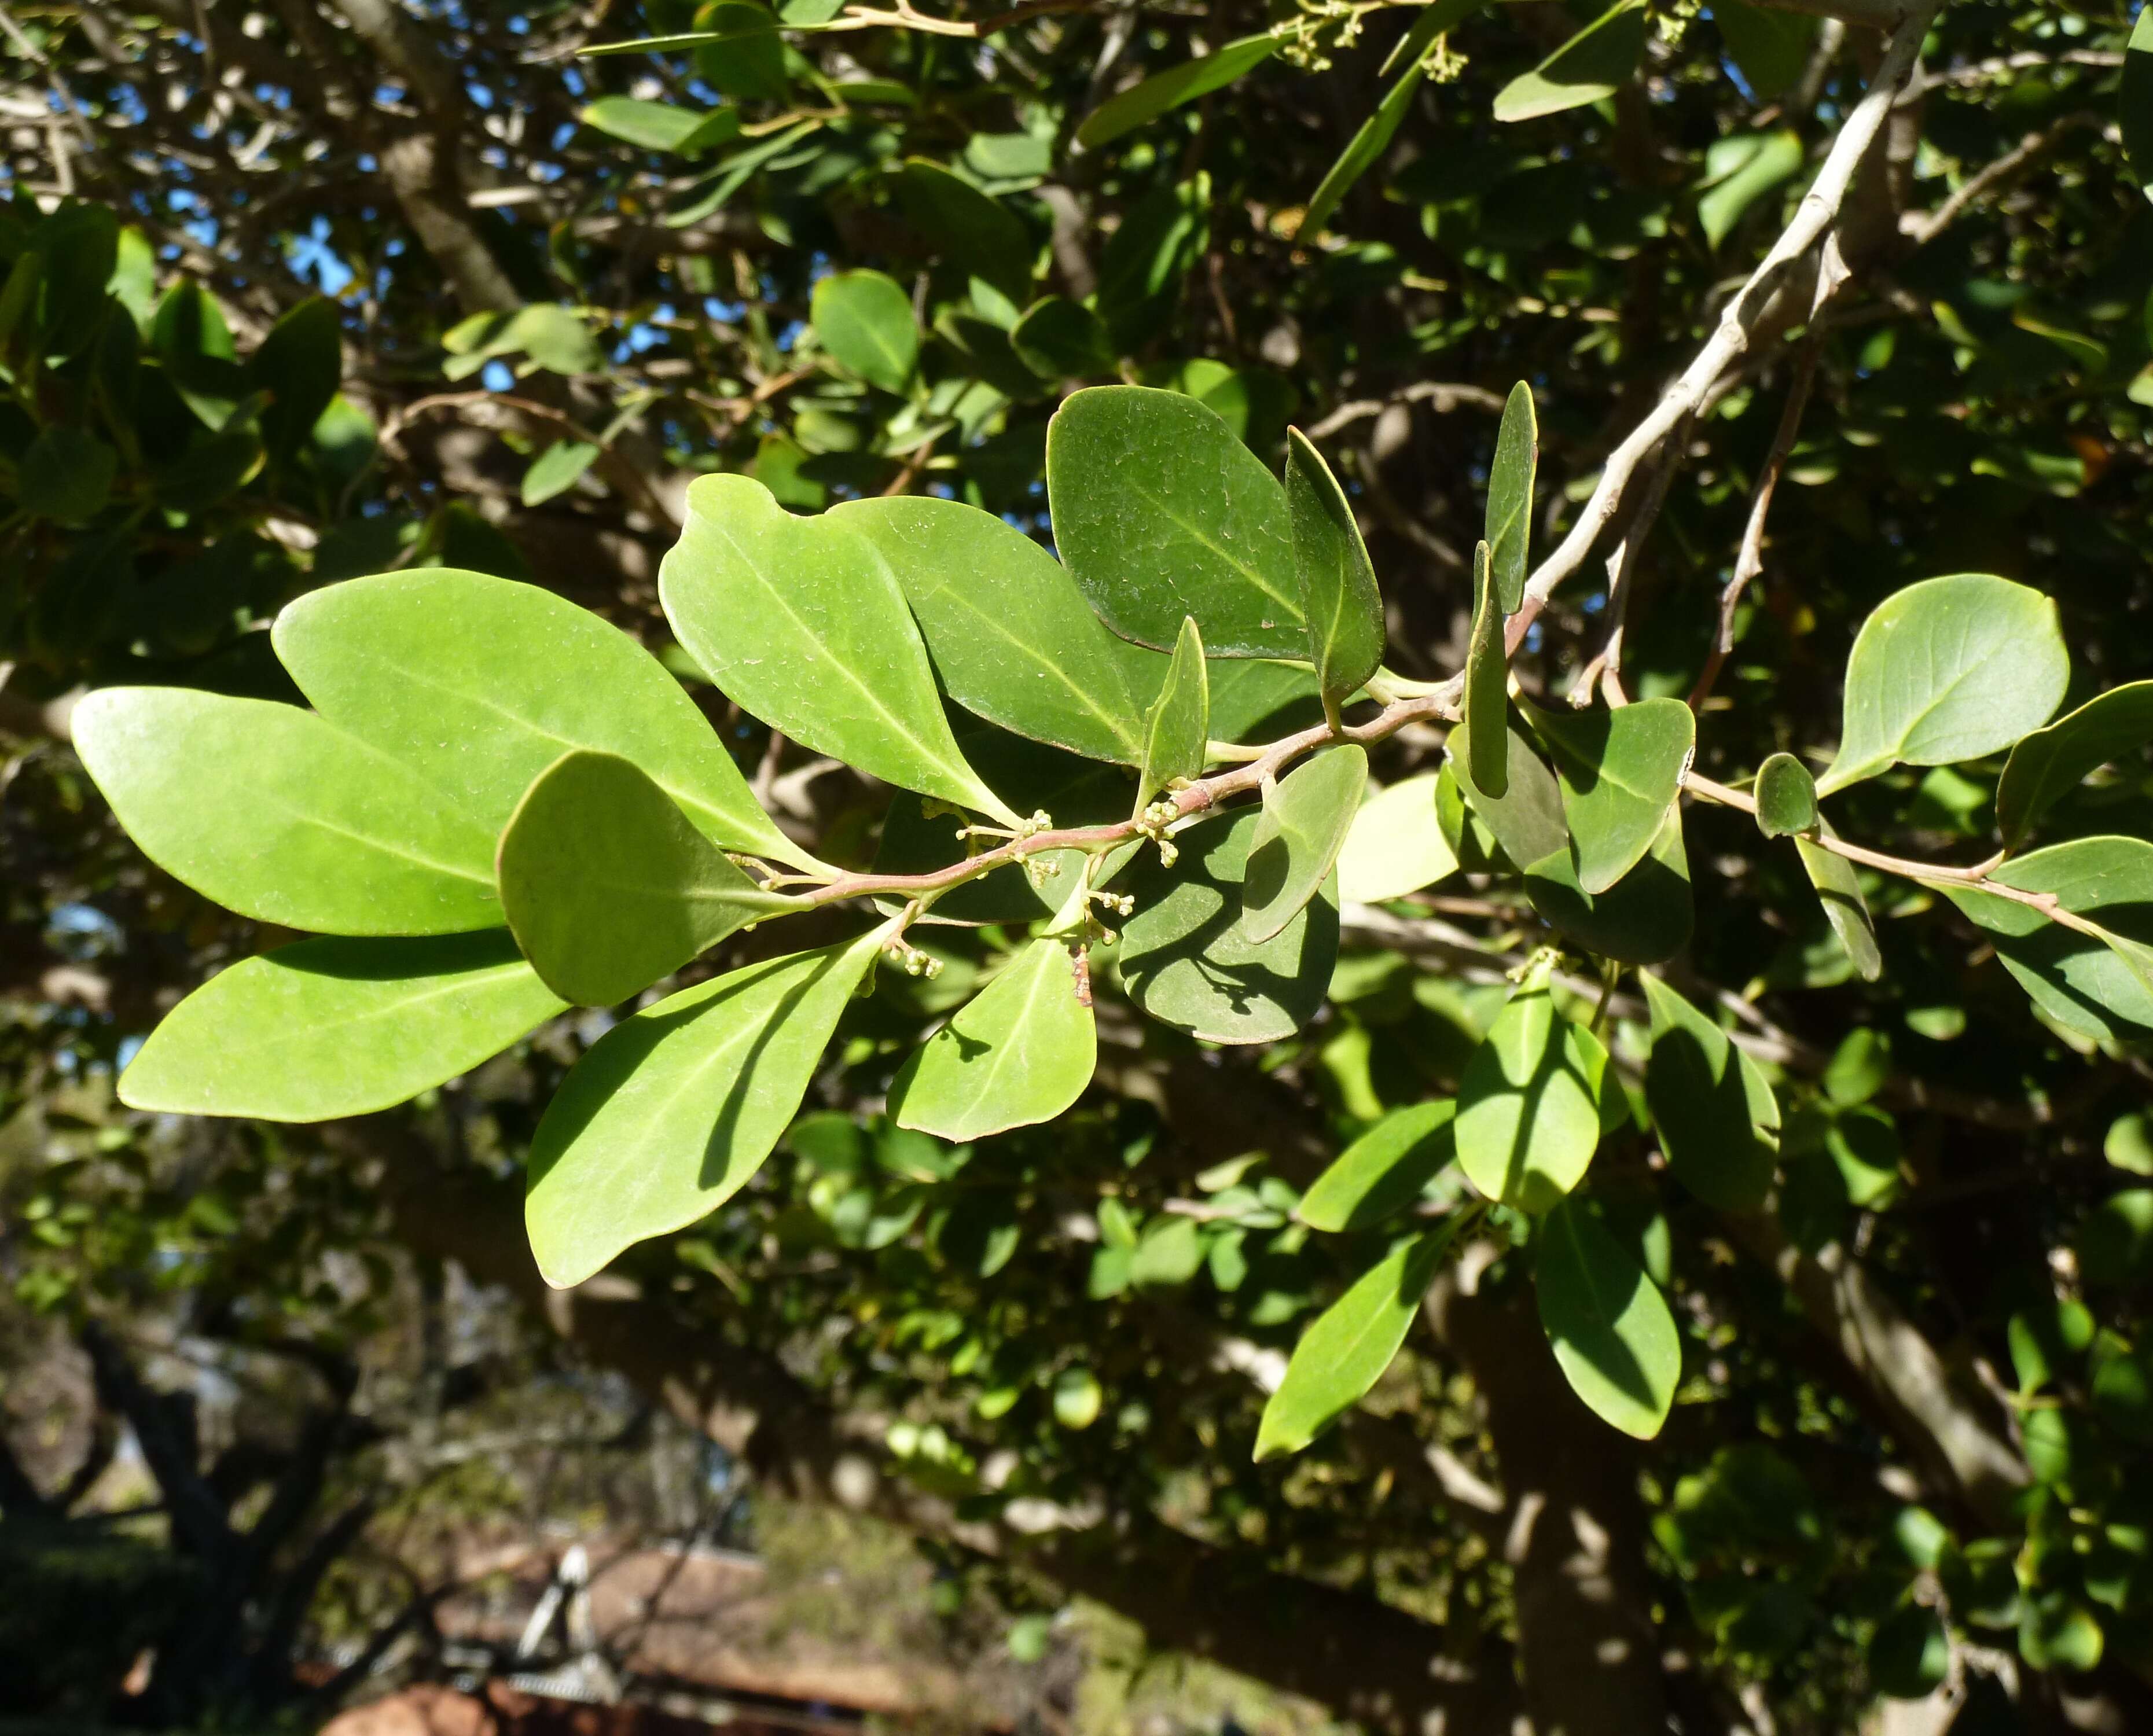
left=1527, top=698, right=1694, bottom=895
left=1698, top=130, right=1803, bottom=251
left=1449, top=718, right=1567, bottom=869
left=119, top=932, right=564, bottom=1121
left=1996, top=681, right=2153, bottom=847
left=1795, top=826, right=1882, bottom=983
left=2124, top=7, right=2153, bottom=203
left=1816, top=575, right=2069, bottom=796
left=832, top=495, right=1149, bottom=764
left=521, top=439, right=600, bottom=506
left=1486, top=383, right=1537, bottom=613
left=1207, top=659, right=1325, bottom=742
left=1119, top=808, right=1339, bottom=1043
left=525, top=930, right=883, bottom=1288
left=1138, top=616, right=1210, bottom=808
left=1455, top=985, right=1608, bottom=1213
left=1075, top=33, right=1280, bottom=149
left=1046, top=385, right=1303, bottom=659
left=661, top=474, right=1018, bottom=824
left=1754, top=752, right=1818, bottom=838
left=581, top=96, right=740, bottom=154
left=1462, top=541, right=1509, bottom=797
left=1536, top=1196, right=1681, bottom=1439
left=1009, top=296, right=1116, bottom=379
left=1950, top=837, right=2153, bottom=1040
left=74, top=687, right=499, bottom=936
left=498, top=751, right=802, bottom=1007
left=889, top=938, right=1096, bottom=1139
left=1285, top=429, right=1383, bottom=706
left=1244, top=745, right=1366, bottom=943
left=1525, top=811, right=1695, bottom=966
left=1336, top=774, right=1457, bottom=904
left=1493, top=1, right=1648, bottom=123
left=811, top=269, right=918, bottom=393
left=1298, top=1100, right=1457, bottom=1233
left=1253, top=1219, right=1463, bottom=1460
left=1097, top=175, right=1210, bottom=351
left=1299, top=23, right=1436, bottom=238
left=1640, top=974, right=1777, bottom=1212
left=274, top=567, right=814, bottom=869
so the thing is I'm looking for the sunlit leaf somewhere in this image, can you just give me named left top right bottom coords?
left=1075, top=34, right=1280, bottom=149
left=1244, top=745, right=1365, bottom=942
left=1138, top=616, right=1211, bottom=807
left=1754, top=752, right=1818, bottom=838
left=1535, top=1196, right=1681, bottom=1439
left=1461, top=541, right=1509, bottom=798
left=1336, top=774, right=1457, bottom=904
left=1796, top=826, right=1882, bottom=982
left=1486, top=382, right=1537, bottom=613
left=1493, top=1, right=1648, bottom=123
left=1640, top=974, right=1777, bottom=1212
left=811, top=269, right=918, bottom=393
left=890, top=938, right=1096, bottom=1139
left=1285, top=429, right=1383, bottom=705
left=1298, top=1099, right=1457, bottom=1233
left=1455, top=985, right=1608, bottom=1213
left=1527, top=697, right=1694, bottom=895
left=1995, top=680, right=2153, bottom=848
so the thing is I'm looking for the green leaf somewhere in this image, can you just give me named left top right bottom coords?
left=1448, top=718, right=1567, bottom=868
left=1486, top=383, right=1537, bottom=613
left=811, top=269, right=918, bottom=393
left=246, top=296, right=343, bottom=461
left=1715, top=1, right=1816, bottom=100
left=1075, top=32, right=1280, bottom=149
left=1640, top=974, right=1777, bottom=1212
left=119, top=932, right=564, bottom=1121
left=895, top=159, right=1032, bottom=302
left=1254, top=1219, right=1464, bottom=1459
left=661, top=474, right=1018, bottom=824
left=1817, top=575, right=2069, bottom=796
left=1996, top=681, right=2153, bottom=848
left=689, top=0, right=788, bottom=101
left=1119, top=808, right=1339, bottom=1043
left=889, top=938, right=1096, bottom=1140
left=1493, top=1, right=1648, bottom=123
left=1524, top=812, right=1695, bottom=966
left=1336, top=774, right=1457, bottom=904
left=498, top=750, right=802, bottom=1007
left=1298, top=1099, right=1457, bottom=1233
left=274, top=567, right=815, bottom=870
left=1244, top=745, right=1366, bottom=943
left=1299, top=37, right=1431, bottom=237
left=1462, top=542, right=1509, bottom=798
left=155, top=425, right=265, bottom=512
left=1795, top=825, right=1882, bottom=982
left=1869, top=1602, right=1950, bottom=1699
left=1951, top=837, right=2153, bottom=1040
left=521, top=439, right=600, bottom=506
left=1698, top=130, right=1802, bottom=251
left=831, top=496, right=1149, bottom=764
left=1535, top=1196, right=1681, bottom=1439
left=1009, top=296, right=1116, bottom=378
left=1046, top=385, right=1303, bottom=659
left=19, top=426, right=116, bottom=523
left=1096, top=175, right=1211, bottom=351
left=1754, top=752, right=1818, bottom=838
left=1138, top=616, right=1211, bottom=807
left=1285, top=429, right=1383, bottom=706
left=2078, top=1189, right=2153, bottom=1290
left=73, top=687, right=499, bottom=936
left=525, top=930, right=883, bottom=1288
left=1207, top=658, right=1325, bottom=742
left=581, top=97, right=739, bottom=153
left=1456, top=985, right=1608, bottom=1213
left=2124, top=6, right=2153, bottom=204
left=1527, top=698, right=1694, bottom=895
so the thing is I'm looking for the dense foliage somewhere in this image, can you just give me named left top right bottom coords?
left=8, top=0, right=2153, bottom=1731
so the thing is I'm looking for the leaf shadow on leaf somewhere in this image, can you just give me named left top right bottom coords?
left=1647, top=1025, right=1774, bottom=1211
left=1571, top=1264, right=1659, bottom=1414
left=1488, top=1039, right=1597, bottom=1214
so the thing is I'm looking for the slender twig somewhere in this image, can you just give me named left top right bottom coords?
left=383, top=391, right=681, bottom=528
left=1901, top=113, right=2104, bottom=249
left=1306, top=381, right=1507, bottom=440
left=1573, top=417, right=1687, bottom=708
left=810, top=0, right=1098, bottom=37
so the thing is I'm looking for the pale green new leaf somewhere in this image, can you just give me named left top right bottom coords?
left=889, top=939, right=1096, bottom=1139
left=1463, top=540, right=1509, bottom=797
left=1336, top=774, right=1457, bottom=904
left=1817, top=574, right=2069, bottom=796
left=811, top=269, right=918, bottom=393
left=1253, top=1218, right=1464, bottom=1460
left=1046, top=385, right=1303, bottom=659
left=1536, top=1196, right=1681, bottom=1439
left=119, top=932, right=565, bottom=1121
left=1455, top=986, right=1608, bottom=1213
left=1493, top=0, right=1648, bottom=123
left=1486, top=382, right=1537, bottom=613
left=1139, top=616, right=1210, bottom=808
left=1796, top=824, right=1882, bottom=982
left=526, top=930, right=884, bottom=1288
left=1074, top=32, right=1280, bottom=149
left=498, top=751, right=803, bottom=1007
left=1996, top=681, right=2153, bottom=847
left=661, top=474, right=1019, bottom=824
left=1285, top=429, right=1383, bottom=706
left=1244, top=744, right=1366, bottom=943
left=1298, top=1099, right=1457, bottom=1233
left=73, top=687, right=499, bottom=936
left=1638, top=974, right=1777, bottom=1212
left=1754, top=751, right=1818, bottom=838
left=1527, top=697, right=1694, bottom=895
left=274, top=567, right=814, bottom=870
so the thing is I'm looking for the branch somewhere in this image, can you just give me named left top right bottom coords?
left=1306, top=381, right=1508, bottom=440
left=1901, top=112, right=2106, bottom=249
left=1746, top=0, right=1908, bottom=27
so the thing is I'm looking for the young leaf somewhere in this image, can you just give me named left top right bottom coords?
left=1996, top=681, right=2153, bottom=848
left=1526, top=697, right=1695, bottom=895
left=810, top=269, right=918, bottom=393
left=1455, top=985, right=1608, bottom=1213
left=274, top=567, right=816, bottom=870
left=1816, top=575, right=2069, bottom=796
left=1244, top=744, right=1367, bottom=943
left=1009, top=296, right=1116, bottom=379
left=1493, top=0, right=1648, bottom=123
left=1298, top=1100, right=1458, bottom=1233
left=832, top=496, right=1150, bottom=765
left=1486, top=383, right=1537, bottom=614
left=661, top=474, right=1019, bottom=825
left=1253, top=1219, right=1464, bottom=1460
left=1138, top=616, right=1211, bottom=808
left=1285, top=429, right=1384, bottom=707
left=498, top=751, right=803, bottom=1007
left=73, top=687, right=499, bottom=936
left=1119, top=809, right=1339, bottom=1044
left=118, top=932, right=565, bottom=1122
left=1462, top=540, right=1509, bottom=797
left=1524, top=811, right=1695, bottom=967
left=1336, top=774, right=1458, bottom=904
left=1075, top=33, right=1280, bottom=149
left=1447, top=718, right=1567, bottom=869
left=1046, top=386, right=1303, bottom=659
left=889, top=939, right=1096, bottom=1139
left=525, top=930, right=884, bottom=1289
left=1754, top=751, right=1819, bottom=838
left=1795, top=826, right=1882, bottom=982
left=1639, top=974, right=1777, bottom=1212
left=1535, top=1196, right=1681, bottom=1439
